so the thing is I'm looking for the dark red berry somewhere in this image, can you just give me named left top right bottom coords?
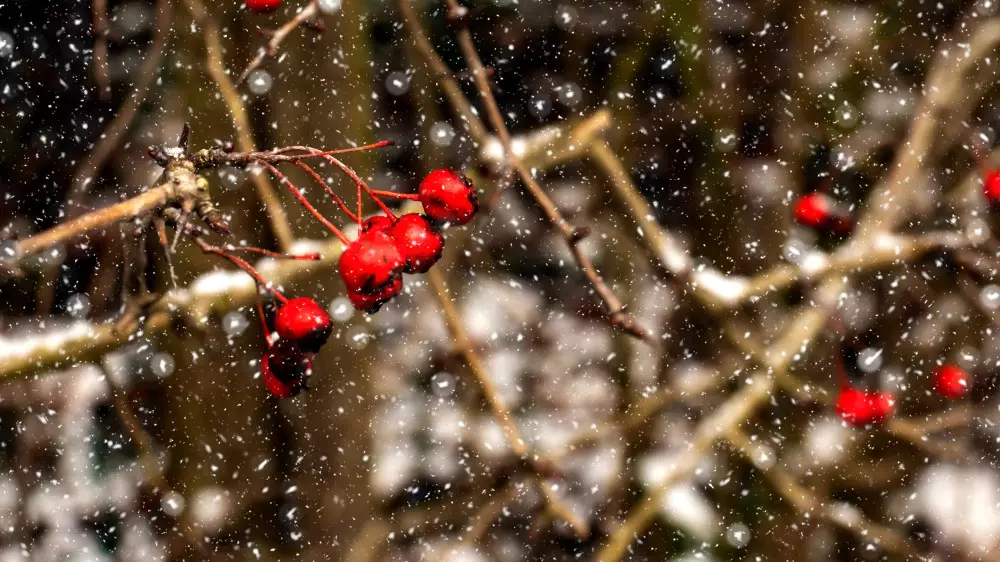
left=274, top=297, right=332, bottom=353
left=246, top=0, right=282, bottom=12
left=418, top=169, right=478, bottom=226
left=835, top=387, right=894, bottom=426
left=361, top=215, right=394, bottom=235
left=339, top=231, right=405, bottom=295
left=390, top=213, right=444, bottom=274
left=260, top=344, right=311, bottom=398
left=348, top=276, right=403, bottom=313
left=933, top=364, right=969, bottom=399
left=985, top=170, right=1000, bottom=206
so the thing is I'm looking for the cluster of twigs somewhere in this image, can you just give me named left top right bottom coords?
left=6, top=0, right=1000, bottom=560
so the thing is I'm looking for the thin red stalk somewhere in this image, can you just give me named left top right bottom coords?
left=227, top=245, right=321, bottom=260
left=196, top=238, right=288, bottom=303
left=271, top=140, right=393, bottom=157
left=304, top=146, right=398, bottom=220
left=256, top=295, right=273, bottom=346
left=292, top=160, right=361, bottom=224
left=256, top=160, right=351, bottom=244
left=368, top=189, right=420, bottom=201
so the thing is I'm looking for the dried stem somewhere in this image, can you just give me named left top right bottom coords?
left=238, top=0, right=320, bottom=84
left=194, top=237, right=289, bottom=302
left=91, top=0, right=111, bottom=99
left=183, top=0, right=295, bottom=250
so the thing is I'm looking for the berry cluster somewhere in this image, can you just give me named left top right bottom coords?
left=260, top=297, right=333, bottom=397
left=339, top=170, right=477, bottom=312
left=835, top=387, right=895, bottom=427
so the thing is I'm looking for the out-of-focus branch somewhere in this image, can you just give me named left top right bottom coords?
left=725, top=429, right=928, bottom=560
left=91, top=0, right=111, bottom=99
left=238, top=0, right=321, bottom=84
left=427, top=268, right=590, bottom=539
left=0, top=236, right=344, bottom=382
left=106, top=373, right=207, bottom=553
left=183, top=0, right=295, bottom=251
left=400, top=0, right=649, bottom=342
left=70, top=0, right=175, bottom=206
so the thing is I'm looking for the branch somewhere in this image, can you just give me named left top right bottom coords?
left=70, top=0, right=175, bottom=206
left=427, top=268, right=590, bottom=539
left=91, top=0, right=111, bottom=99
left=399, top=0, right=650, bottom=342
left=725, top=429, right=928, bottom=561
left=238, top=0, right=320, bottom=84
left=183, top=0, right=295, bottom=250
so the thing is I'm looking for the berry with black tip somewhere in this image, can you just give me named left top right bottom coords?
left=260, top=343, right=312, bottom=398
left=339, top=231, right=405, bottom=295
left=274, top=297, right=332, bottom=353
left=418, top=169, right=478, bottom=226
left=390, top=213, right=444, bottom=274
left=347, top=276, right=403, bottom=313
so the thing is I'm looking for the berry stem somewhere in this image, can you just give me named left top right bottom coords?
left=226, top=245, right=321, bottom=260
left=194, top=238, right=288, bottom=303
left=292, top=160, right=362, bottom=224
left=367, top=189, right=420, bottom=201
left=305, top=147, right=398, bottom=220
left=256, top=160, right=351, bottom=245
left=256, top=295, right=273, bottom=346
left=271, top=140, right=394, bottom=158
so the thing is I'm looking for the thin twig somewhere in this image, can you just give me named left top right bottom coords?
left=91, top=0, right=111, bottom=99
left=238, top=0, right=320, bottom=84
left=183, top=0, right=295, bottom=250
left=427, top=268, right=590, bottom=538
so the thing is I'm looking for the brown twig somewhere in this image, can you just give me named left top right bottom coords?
left=427, top=268, right=590, bottom=538
left=91, top=0, right=111, bottom=99
left=399, top=0, right=649, bottom=342
left=238, top=0, right=320, bottom=84
left=183, top=0, right=295, bottom=250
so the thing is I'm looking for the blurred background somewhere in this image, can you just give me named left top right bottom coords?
left=2, top=0, right=1000, bottom=560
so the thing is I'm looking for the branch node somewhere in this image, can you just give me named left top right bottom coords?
left=569, top=226, right=591, bottom=245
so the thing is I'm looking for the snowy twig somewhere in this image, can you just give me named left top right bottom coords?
left=183, top=0, right=295, bottom=250
left=238, top=0, right=321, bottom=84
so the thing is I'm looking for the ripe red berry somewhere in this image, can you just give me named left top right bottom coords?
left=985, top=170, right=1000, bottom=206
left=246, top=0, right=282, bottom=12
left=835, top=387, right=894, bottom=426
left=933, top=364, right=969, bottom=399
left=390, top=213, right=444, bottom=274
left=274, top=297, right=332, bottom=353
left=260, top=344, right=311, bottom=398
left=418, top=169, right=478, bottom=226
left=348, top=276, right=403, bottom=313
left=339, top=231, right=405, bottom=295
left=361, top=215, right=394, bottom=235
left=793, top=192, right=853, bottom=235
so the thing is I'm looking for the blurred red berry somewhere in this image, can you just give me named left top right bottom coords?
left=418, top=169, right=478, bottom=225
left=985, top=170, right=1000, bottom=207
left=348, top=276, right=403, bottom=313
left=933, top=364, right=969, bottom=399
left=793, top=192, right=853, bottom=235
left=361, top=215, right=394, bottom=235
left=835, top=387, right=894, bottom=426
left=275, top=297, right=332, bottom=353
left=390, top=213, right=444, bottom=274
left=246, top=0, right=282, bottom=12
left=339, top=231, right=405, bottom=295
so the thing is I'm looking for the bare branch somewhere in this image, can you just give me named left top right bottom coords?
left=238, top=0, right=321, bottom=84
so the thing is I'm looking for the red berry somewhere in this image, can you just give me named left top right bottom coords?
left=835, top=387, right=873, bottom=426
left=275, top=297, right=332, bottom=353
left=339, top=231, right=405, bottom=295
left=418, top=169, right=478, bottom=226
left=390, top=213, right=444, bottom=274
left=794, top=193, right=834, bottom=229
left=246, top=0, right=282, bottom=12
left=260, top=344, right=311, bottom=398
left=361, top=215, right=394, bottom=235
left=835, top=387, right=894, bottom=426
left=985, top=170, right=1000, bottom=206
left=348, top=276, right=403, bottom=313
left=933, top=364, right=969, bottom=399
